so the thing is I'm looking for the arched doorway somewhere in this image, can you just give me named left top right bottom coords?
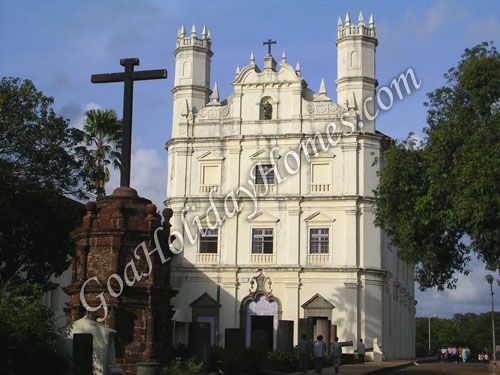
left=240, top=270, right=281, bottom=351
left=244, top=294, right=279, bottom=350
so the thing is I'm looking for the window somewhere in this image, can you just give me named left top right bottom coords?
left=309, top=228, right=329, bottom=254
left=254, top=164, right=275, bottom=185
left=252, top=228, right=273, bottom=254
left=199, top=229, right=218, bottom=254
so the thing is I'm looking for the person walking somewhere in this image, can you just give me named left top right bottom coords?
left=462, top=346, right=469, bottom=363
left=357, top=338, right=366, bottom=364
left=313, top=335, right=327, bottom=374
left=440, top=347, right=447, bottom=363
left=451, top=345, right=457, bottom=362
left=299, top=334, right=310, bottom=373
left=331, top=336, right=342, bottom=374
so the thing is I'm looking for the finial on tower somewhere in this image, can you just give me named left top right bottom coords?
left=207, top=28, right=212, bottom=39
left=337, top=15, right=343, bottom=29
left=209, top=82, right=220, bottom=104
left=250, top=51, right=255, bottom=65
left=235, top=64, right=241, bottom=78
left=345, top=12, right=351, bottom=26
left=191, top=24, right=197, bottom=36
left=179, top=24, right=186, bottom=37
left=358, top=12, right=365, bottom=26
left=281, top=50, right=287, bottom=64
left=319, top=78, right=327, bottom=95
left=202, top=25, right=208, bottom=38
left=295, top=62, right=301, bottom=76
left=369, top=14, right=375, bottom=28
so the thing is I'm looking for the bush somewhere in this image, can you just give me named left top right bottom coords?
left=0, top=283, right=70, bottom=375
left=266, top=350, right=299, bottom=372
left=162, top=357, right=204, bottom=375
left=215, top=348, right=264, bottom=375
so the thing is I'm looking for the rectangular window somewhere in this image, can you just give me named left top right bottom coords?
left=254, top=164, right=275, bottom=185
left=251, top=228, right=274, bottom=254
left=309, top=228, right=329, bottom=254
left=199, top=229, right=218, bottom=254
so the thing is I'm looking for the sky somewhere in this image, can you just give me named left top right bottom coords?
left=1, top=0, right=499, bottom=318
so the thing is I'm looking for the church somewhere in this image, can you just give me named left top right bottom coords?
left=165, top=13, right=415, bottom=359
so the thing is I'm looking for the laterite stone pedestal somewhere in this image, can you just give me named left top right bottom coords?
left=64, top=187, right=178, bottom=375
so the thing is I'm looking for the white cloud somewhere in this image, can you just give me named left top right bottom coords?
left=416, top=257, right=500, bottom=318
left=404, top=1, right=468, bottom=39
left=72, top=102, right=102, bottom=130
left=106, top=143, right=166, bottom=210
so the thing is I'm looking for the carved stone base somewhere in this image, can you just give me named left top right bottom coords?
left=64, top=187, right=177, bottom=375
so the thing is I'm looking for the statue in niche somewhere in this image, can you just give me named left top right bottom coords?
left=262, top=101, right=273, bottom=120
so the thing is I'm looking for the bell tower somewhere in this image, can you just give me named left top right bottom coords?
left=172, top=24, right=213, bottom=136
left=336, top=12, right=377, bottom=132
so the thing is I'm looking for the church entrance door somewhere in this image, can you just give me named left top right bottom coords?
left=244, top=294, right=279, bottom=350
left=251, top=315, right=273, bottom=351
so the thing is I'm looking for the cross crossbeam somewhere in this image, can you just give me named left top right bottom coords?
left=91, top=58, right=167, bottom=188
left=263, top=39, right=277, bottom=55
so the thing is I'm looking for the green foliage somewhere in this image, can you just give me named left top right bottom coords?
left=80, top=109, right=122, bottom=196
left=415, top=313, right=500, bottom=357
left=374, top=42, right=500, bottom=290
left=0, top=283, right=70, bottom=375
left=162, top=357, right=203, bottom=375
left=266, top=350, right=299, bottom=372
left=0, top=178, right=84, bottom=287
left=213, top=348, right=264, bottom=375
left=0, top=77, right=94, bottom=199
left=0, top=77, right=86, bottom=287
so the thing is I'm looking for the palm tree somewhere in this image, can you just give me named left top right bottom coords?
left=81, top=109, right=121, bottom=196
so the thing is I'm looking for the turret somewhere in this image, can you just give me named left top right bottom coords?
left=172, top=24, right=213, bottom=136
left=336, top=12, right=377, bottom=132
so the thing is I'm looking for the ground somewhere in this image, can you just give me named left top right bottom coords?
left=289, top=361, right=497, bottom=374
left=393, top=362, right=496, bottom=375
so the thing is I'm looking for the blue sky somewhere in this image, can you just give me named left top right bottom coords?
left=1, top=0, right=499, bottom=318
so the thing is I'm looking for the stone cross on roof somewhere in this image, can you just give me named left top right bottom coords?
left=263, top=39, right=277, bottom=55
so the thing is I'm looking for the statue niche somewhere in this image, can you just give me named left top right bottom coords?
left=260, top=97, right=273, bottom=120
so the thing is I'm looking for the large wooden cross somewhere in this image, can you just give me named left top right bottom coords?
left=91, top=58, right=167, bottom=188
left=263, top=39, right=276, bottom=55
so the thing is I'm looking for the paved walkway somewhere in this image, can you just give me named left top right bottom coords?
left=288, top=360, right=414, bottom=375
left=392, top=362, right=497, bottom=375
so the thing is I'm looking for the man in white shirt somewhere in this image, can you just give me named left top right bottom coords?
left=358, top=338, right=366, bottom=364
left=313, top=335, right=327, bottom=374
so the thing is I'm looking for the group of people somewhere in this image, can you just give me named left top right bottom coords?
left=439, top=345, right=471, bottom=363
left=299, top=335, right=366, bottom=374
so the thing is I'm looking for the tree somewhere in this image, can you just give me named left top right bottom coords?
left=0, top=77, right=93, bottom=199
left=81, top=109, right=121, bottom=196
left=415, top=313, right=500, bottom=357
left=0, top=283, right=70, bottom=375
left=0, top=77, right=88, bottom=288
left=374, top=42, right=500, bottom=290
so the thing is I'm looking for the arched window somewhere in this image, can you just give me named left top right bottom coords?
left=260, top=97, right=273, bottom=120
left=350, top=51, right=359, bottom=69
left=182, top=60, right=192, bottom=78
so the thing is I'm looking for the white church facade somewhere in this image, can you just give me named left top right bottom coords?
left=165, top=13, right=415, bottom=359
